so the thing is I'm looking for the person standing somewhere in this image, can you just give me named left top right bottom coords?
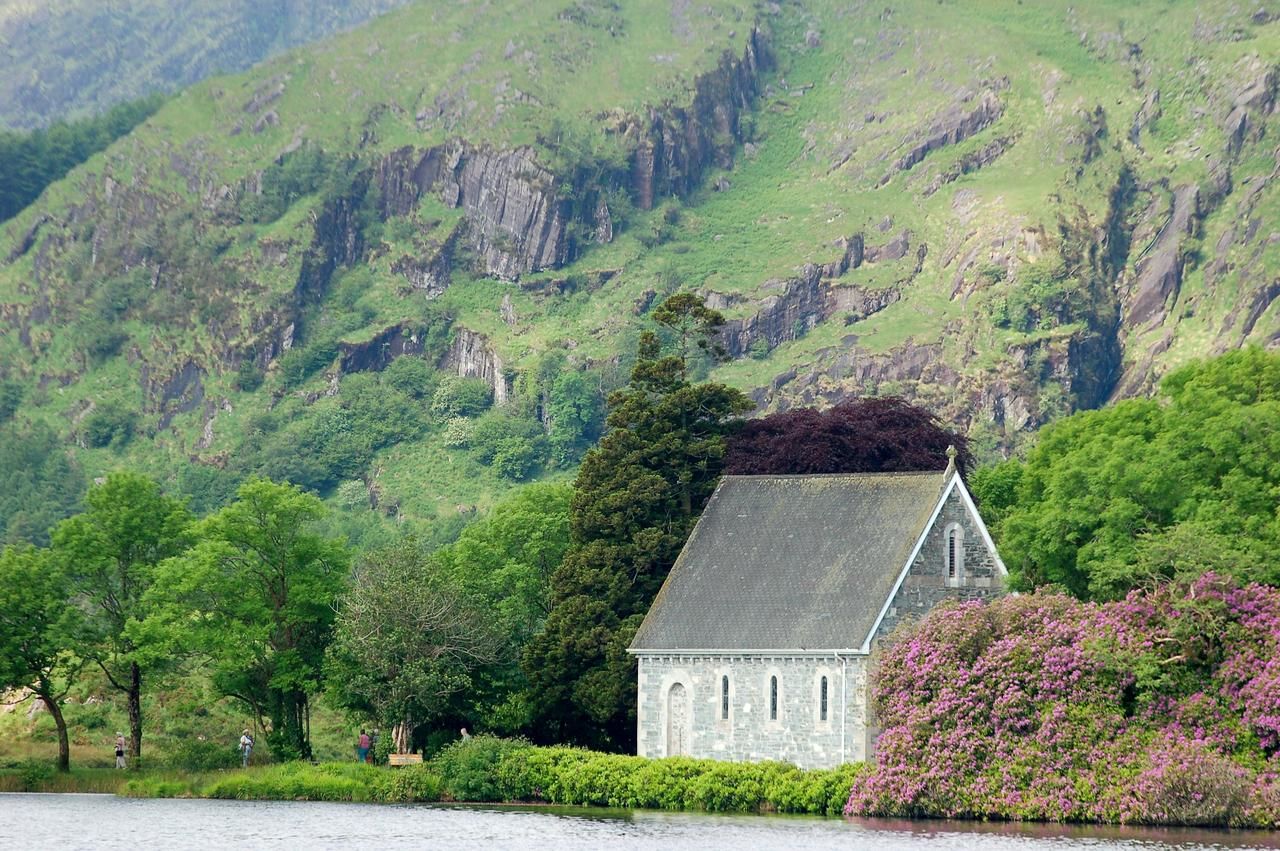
left=356, top=729, right=371, bottom=763
left=239, top=729, right=254, bottom=768
left=369, top=729, right=380, bottom=764
left=114, top=732, right=126, bottom=769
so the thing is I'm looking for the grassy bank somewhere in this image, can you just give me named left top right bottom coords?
left=0, top=764, right=134, bottom=793
left=108, top=737, right=865, bottom=816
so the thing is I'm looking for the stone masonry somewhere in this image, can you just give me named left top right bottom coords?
left=874, top=486, right=1001, bottom=641
left=633, top=474, right=1004, bottom=769
left=636, top=653, right=871, bottom=769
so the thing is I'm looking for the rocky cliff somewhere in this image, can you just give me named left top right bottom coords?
left=3, top=0, right=1280, bottom=526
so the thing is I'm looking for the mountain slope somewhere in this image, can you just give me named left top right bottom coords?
left=2, top=0, right=1279, bottom=533
left=0, top=0, right=413, bottom=129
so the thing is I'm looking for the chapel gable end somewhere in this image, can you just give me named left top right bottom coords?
left=873, top=483, right=1003, bottom=643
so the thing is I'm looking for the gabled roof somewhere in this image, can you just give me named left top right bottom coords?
left=628, top=471, right=949, bottom=653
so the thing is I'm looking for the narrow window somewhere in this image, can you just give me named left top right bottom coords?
left=769, top=675, right=778, bottom=721
left=721, top=675, right=729, bottom=720
left=820, top=676, right=828, bottom=722
left=947, top=528, right=959, bottom=579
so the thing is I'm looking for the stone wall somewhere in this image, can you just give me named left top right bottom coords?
left=875, top=483, right=1003, bottom=641
left=635, top=653, right=870, bottom=769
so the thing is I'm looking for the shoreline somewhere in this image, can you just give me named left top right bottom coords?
left=5, top=786, right=1280, bottom=846
left=4, top=764, right=1279, bottom=835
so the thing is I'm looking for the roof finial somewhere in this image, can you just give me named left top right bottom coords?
left=944, top=444, right=958, bottom=477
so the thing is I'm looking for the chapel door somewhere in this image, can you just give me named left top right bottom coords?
left=666, top=682, right=689, bottom=756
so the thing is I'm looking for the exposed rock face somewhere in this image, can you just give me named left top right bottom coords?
left=882, top=86, right=1005, bottom=182
left=141, top=359, right=205, bottom=429
left=714, top=229, right=917, bottom=360
left=922, top=136, right=1012, bottom=196
left=623, top=28, right=770, bottom=209
left=1127, top=183, right=1198, bottom=329
left=338, top=324, right=427, bottom=374
left=390, top=226, right=461, bottom=298
left=718, top=266, right=830, bottom=358
left=1223, top=64, right=1277, bottom=156
left=373, top=142, right=570, bottom=280
left=361, top=30, right=771, bottom=289
left=442, top=327, right=511, bottom=405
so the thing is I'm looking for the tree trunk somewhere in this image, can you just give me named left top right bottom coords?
left=41, top=693, right=70, bottom=773
left=128, top=662, right=142, bottom=769
left=393, top=720, right=411, bottom=754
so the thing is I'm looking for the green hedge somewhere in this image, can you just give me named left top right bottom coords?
left=442, top=736, right=865, bottom=816
left=119, top=737, right=865, bottom=816
left=122, top=762, right=442, bottom=803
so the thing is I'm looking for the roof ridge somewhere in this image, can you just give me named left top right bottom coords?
left=722, top=470, right=944, bottom=480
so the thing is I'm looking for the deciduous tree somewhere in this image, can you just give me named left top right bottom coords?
left=972, top=348, right=1280, bottom=599
left=144, top=478, right=348, bottom=760
left=0, top=546, right=84, bottom=771
left=724, top=396, right=971, bottom=476
left=52, top=472, right=190, bottom=767
left=326, top=539, right=500, bottom=754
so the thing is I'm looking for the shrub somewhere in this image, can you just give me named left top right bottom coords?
left=432, top=735, right=533, bottom=802
left=83, top=401, right=138, bottom=448
left=18, top=758, right=54, bottom=791
left=491, top=437, right=541, bottom=480
left=233, top=359, right=264, bottom=392
left=164, top=738, right=242, bottom=772
left=383, top=357, right=439, bottom=400
left=847, top=578, right=1280, bottom=826
left=379, top=764, right=443, bottom=803
left=430, top=376, right=492, bottom=419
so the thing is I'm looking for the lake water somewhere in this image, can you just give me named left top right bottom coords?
left=2, top=793, right=1279, bottom=850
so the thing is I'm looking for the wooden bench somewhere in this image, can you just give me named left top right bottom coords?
left=387, top=753, right=423, bottom=767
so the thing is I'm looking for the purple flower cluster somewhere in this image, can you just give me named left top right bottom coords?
left=845, top=576, right=1280, bottom=826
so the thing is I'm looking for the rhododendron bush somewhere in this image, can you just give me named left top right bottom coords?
left=846, top=576, right=1280, bottom=826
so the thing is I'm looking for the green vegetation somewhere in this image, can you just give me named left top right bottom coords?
left=53, top=472, right=192, bottom=766
left=0, top=422, right=84, bottom=546
left=0, top=94, right=164, bottom=221
left=0, top=546, right=85, bottom=771
left=973, top=348, right=1280, bottom=600
left=525, top=296, right=751, bottom=749
left=0, top=1, right=415, bottom=128
left=144, top=479, right=350, bottom=760
left=110, top=736, right=864, bottom=815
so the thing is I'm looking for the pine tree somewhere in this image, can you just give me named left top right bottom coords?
left=522, top=294, right=751, bottom=750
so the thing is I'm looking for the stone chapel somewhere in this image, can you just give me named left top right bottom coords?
left=627, top=451, right=1005, bottom=769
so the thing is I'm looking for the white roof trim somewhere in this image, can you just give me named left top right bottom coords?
left=858, top=470, right=1005, bottom=653
left=953, top=474, right=1008, bottom=577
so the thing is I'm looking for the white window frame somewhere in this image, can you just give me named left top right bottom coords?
left=944, top=522, right=965, bottom=587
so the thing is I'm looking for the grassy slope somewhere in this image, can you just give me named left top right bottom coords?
left=1, top=0, right=1278, bottom=529
left=0, top=0, right=417, bottom=129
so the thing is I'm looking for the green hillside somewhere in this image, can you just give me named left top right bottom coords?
left=2, top=0, right=1279, bottom=539
left=0, top=0, right=414, bottom=129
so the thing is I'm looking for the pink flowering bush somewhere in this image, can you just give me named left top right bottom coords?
left=846, top=576, right=1280, bottom=826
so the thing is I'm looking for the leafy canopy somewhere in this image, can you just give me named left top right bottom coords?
left=51, top=471, right=191, bottom=763
left=724, top=396, right=971, bottom=475
left=0, top=545, right=85, bottom=770
left=142, top=478, right=349, bottom=760
left=972, top=348, right=1280, bottom=600
left=326, top=538, right=500, bottom=746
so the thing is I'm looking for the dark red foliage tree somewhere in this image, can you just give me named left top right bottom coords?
left=723, top=397, right=971, bottom=476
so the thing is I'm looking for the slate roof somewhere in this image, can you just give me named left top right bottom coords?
left=629, top=471, right=948, bottom=652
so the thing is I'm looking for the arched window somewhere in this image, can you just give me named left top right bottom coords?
left=769, top=675, right=778, bottom=721
left=721, top=675, right=729, bottom=720
left=820, top=676, right=828, bottom=722
left=945, top=523, right=964, bottom=581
